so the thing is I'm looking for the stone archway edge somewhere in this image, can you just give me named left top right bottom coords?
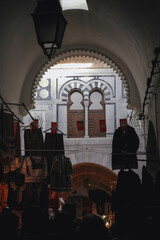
left=32, top=48, right=130, bottom=107
left=61, top=162, right=118, bottom=200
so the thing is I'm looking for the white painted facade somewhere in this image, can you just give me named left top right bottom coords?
left=22, top=64, right=146, bottom=179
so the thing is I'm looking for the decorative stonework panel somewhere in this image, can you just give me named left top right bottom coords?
left=59, top=77, right=112, bottom=103
left=127, top=111, right=140, bottom=128
left=35, top=78, right=51, bottom=100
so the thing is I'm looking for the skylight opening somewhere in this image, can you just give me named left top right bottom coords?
left=52, top=63, right=93, bottom=69
left=60, top=0, right=89, bottom=11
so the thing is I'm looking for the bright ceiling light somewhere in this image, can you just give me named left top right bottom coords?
left=60, top=0, right=88, bottom=11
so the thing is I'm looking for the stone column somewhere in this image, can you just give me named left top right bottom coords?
left=84, top=100, right=89, bottom=138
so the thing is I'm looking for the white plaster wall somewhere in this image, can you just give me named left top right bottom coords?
left=22, top=66, right=146, bottom=179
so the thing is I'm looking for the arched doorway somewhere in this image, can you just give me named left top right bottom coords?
left=62, top=162, right=117, bottom=200
left=61, top=163, right=117, bottom=221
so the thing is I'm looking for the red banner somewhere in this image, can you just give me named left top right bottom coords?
left=77, top=121, right=84, bottom=131
left=99, top=119, right=106, bottom=132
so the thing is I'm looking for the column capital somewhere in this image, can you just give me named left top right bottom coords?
left=84, top=100, right=89, bottom=107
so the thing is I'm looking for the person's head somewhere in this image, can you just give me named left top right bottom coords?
left=78, top=214, right=109, bottom=239
left=0, top=208, right=19, bottom=240
left=21, top=205, right=45, bottom=236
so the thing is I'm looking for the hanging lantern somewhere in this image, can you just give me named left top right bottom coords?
left=31, top=0, right=67, bottom=59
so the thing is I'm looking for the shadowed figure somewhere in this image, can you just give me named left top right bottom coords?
left=77, top=213, right=109, bottom=240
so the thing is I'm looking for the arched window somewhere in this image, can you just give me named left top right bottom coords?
left=88, top=90, right=106, bottom=137
left=67, top=90, right=85, bottom=138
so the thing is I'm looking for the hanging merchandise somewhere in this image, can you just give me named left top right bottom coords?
left=0, top=159, right=8, bottom=212
left=7, top=166, right=25, bottom=210
left=44, top=132, right=64, bottom=183
left=0, top=182, right=9, bottom=213
left=24, top=126, right=44, bottom=157
left=154, top=168, right=160, bottom=205
left=112, top=119, right=139, bottom=170
left=0, top=108, right=15, bottom=158
left=21, top=156, right=48, bottom=183
left=50, top=155, right=73, bottom=192
left=14, top=122, right=21, bottom=158
left=112, top=169, right=142, bottom=208
left=111, top=168, right=143, bottom=224
left=141, top=165, right=154, bottom=206
left=23, top=125, right=49, bottom=209
left=21, top=156, right=48, bottom=208
left=51, top=122, right=57, bottom=133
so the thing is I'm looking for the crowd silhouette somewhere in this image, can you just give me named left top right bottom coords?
left=1, top=165, right=160, bottom=240
left=0, top=202, right=160, bottom=240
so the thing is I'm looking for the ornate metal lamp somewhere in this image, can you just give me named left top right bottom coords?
left=31, top=0, right=67, bottom=59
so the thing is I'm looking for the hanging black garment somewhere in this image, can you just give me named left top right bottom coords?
left=0, top=110, right=15, bottom=158
left=24, top=128, right=44, bottom=157
left=50, top=155, right=73, bottom=192
left=44, top=133, right=64, bottom=177
left=154, top=168, right=160, bottom=204
left=111, top=169, right=142, bottom=212
left=14, top=122, right=21, bottom=157
left=111, top=169, right=144, bottom=232
left=142, top=165, right=154, bottom=206
left=112, top=125, right=139, bottom=170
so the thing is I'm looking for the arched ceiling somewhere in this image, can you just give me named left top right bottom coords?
left=0, top=0, right=160, bottom=117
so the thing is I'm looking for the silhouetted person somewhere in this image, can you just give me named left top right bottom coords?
left=20, top=205, right=46, bottom=240
left=48, top=210, right=74, bottom=240
left=77, top=213, right=109, bottom=240
left=0, top=207, right=19, bottom=240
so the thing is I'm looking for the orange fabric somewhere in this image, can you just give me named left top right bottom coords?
left=0, top=183, right=8, bottom=212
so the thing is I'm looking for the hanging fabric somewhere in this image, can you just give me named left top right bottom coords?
left=141, top=165, right=154, bottom=206
left=112, top=123, right=139, bottom=170
left=24, top=127, right=44, bottom=157
left=44, top=132, right=64, bottom=180
left=50, top=155, right=73, bottom=192
left=0, top=182, right=9, bottom=213
left=21, top=155, right=48, bottom=209
left=21, top=156, right=48, bottom=183
left=14, top=122, right=21, bottom=158
left=0, top=108, right=15, bottom=158
left=154, top=168, right=160, bottom=205
left=111, top=169, right=142, bottom=213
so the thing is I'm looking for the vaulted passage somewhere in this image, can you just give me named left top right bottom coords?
left=62, top=162, right=117, bottom=201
